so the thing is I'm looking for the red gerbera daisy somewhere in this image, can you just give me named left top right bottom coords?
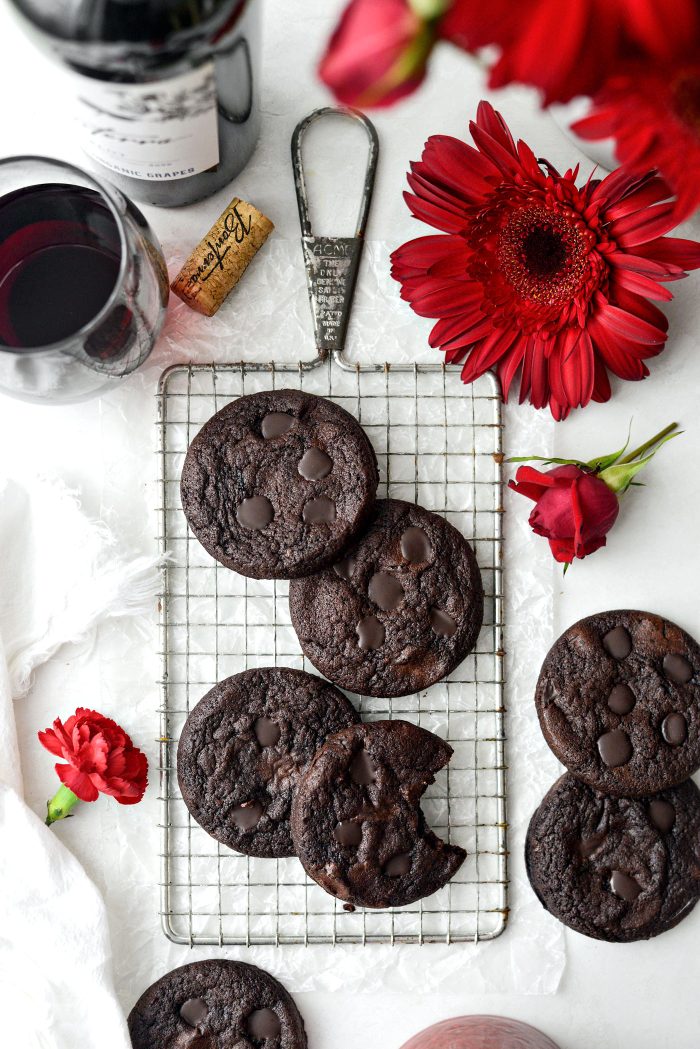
left=391, top=102, right=700, bottom=420
left=439, top=0, right=700, bottom=105
left=573, top=63, right=700, bottom=222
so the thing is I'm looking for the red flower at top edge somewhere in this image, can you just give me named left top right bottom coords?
left=318, top=0, right=434, bottom=109
left=390, top=102, right=700, bottom=420
left=38, top=708, right=148, bottom=805
left=574, top=62, right=700, bottom=223
left=439, top=0, right=700, bottom=105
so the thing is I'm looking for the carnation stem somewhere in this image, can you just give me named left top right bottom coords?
left=618, top=422, right=679, bottom=465
left=409, top=0, right=451, bottom=18
left=45, top=784, right=80, bottom=826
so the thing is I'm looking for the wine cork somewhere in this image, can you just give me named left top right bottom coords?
left=171, top=197, right=274, bottom=316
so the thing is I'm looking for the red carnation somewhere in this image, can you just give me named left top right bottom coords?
left=574, top=63, right=700, bottom=222
left=440, top=0, right=700, bottom=105
left=318, top=0, right=441, bottom=109
left=390, top=102, right=700, bottom=420
left=39, top=708, right=148, bottom=825
left=508, top=422, right=680, bottom=569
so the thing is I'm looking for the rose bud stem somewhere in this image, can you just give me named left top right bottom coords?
left=46, top=784, right=80, bottom=826
left=616, top=422, right=679, bottom=465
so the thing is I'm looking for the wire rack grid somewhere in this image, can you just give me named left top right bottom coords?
left=157, top=355, right=507, bottom=946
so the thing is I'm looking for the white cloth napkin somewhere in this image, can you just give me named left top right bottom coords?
left=0, top=474, right=162, bottom=1049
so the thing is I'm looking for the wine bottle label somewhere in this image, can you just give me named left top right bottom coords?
left=68, top=63, right=220, bottom=182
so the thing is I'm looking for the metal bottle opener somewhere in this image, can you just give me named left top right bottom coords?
left=292, top=106, right=379, bottom=362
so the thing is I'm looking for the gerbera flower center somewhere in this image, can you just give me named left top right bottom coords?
left=521, top=226, right=568, bottom=278
left=672, top=71, right=700, bottom=135
left=498, top=206, right=589, bottom=306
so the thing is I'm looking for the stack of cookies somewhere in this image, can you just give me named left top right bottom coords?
left=178, top=388, right=484, bottom=909
left=527, top=610, right=700, bottom=942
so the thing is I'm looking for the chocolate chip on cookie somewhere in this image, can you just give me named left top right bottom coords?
left=177, top=668, right=359, bottom=858
left=128, top=959, right=307, bottom=1049
left=526, top=774, right=700, bottom=942
left=535, top=610, right=700, bottom=796
left=290, top=720, right=466, bottom=909
left=180, top=389, right=379, bottom=579
left=289, top=499, right=484, bottom=698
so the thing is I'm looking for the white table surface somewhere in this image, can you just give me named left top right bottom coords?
left=2, top=2, right=700, bottom=1047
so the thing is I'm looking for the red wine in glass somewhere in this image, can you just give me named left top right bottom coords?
left=0, top=157, right=169, bottom=404
left=0, top=183, right=128, bottom=355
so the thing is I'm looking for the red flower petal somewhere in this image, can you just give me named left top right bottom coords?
left=38, top=728, right=65, bottom=759
left=56, top=763, right=100, bottom=803
left=575, top=63, right=700, bottom=222
left=548, top=537, right=577, bottom=563
left=440, top=0, right=700, bottom=106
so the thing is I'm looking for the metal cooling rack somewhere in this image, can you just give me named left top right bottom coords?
left=157, top=356, right=507, bottom=945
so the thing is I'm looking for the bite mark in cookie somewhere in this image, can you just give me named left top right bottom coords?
left=291, top=720, right=466, bottom=909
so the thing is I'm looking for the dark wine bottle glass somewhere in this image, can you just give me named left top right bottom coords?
left=6, top=0, right=262, bottom=208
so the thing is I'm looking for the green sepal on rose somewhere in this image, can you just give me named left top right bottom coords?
left=508, top=422, right=681, bottom=494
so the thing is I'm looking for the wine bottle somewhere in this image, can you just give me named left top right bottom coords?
left=7, top=0, right=262, bottom=208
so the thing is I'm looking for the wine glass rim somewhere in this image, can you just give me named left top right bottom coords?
left=0, top=154, right=131, bottom=357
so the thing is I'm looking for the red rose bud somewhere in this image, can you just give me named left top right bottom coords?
left=39, top=708, right=148, bottom=825
left=510, top=464, right=619, bottom=564
left=508, top=422, right=681, bottom=569
left=319, top=0, right=446, bottom=108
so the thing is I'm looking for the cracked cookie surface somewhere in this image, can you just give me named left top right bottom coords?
left=177, top=668, right=359, bottom=858
left=128, top=959, right=307, bottom=1049
left=289, top=499, right=484, bottom=698
left=526, top=774, right=700, bottom=942
left=180, top=389, right=379, bottom=579
left=535, top=610, right=700, bottom=796
left=291, top=720, right=466, bottom=909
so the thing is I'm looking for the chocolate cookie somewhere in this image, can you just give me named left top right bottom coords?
left=177, top=668, right=359, bottom=858
left=289, top=499, right=484, bottom=698
left=180, top=389, right=379, bottom=579
left=526, top=773, right=700, bottom=942
left=535, top=610, right=700, bottom=796
left=128, top=959, right=307, bottom=1049
left=290, top=720, right=466, bottom=909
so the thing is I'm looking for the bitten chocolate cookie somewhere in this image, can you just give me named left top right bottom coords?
left=290, top=720, right=466, bottom=909
left=128, top=959, right=307, bottom=1049
left=526, top=774, right=700, bottom=942
left=289, top=499, right=483, bottom=698
left=177, top=668, right=359, bottom=858
left=180, top=389, right=379, bottom=579
left=535, top=610, right=700, bottom=796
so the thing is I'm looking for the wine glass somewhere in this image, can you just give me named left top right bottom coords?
left=0, top=155, right=169, bottom=403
